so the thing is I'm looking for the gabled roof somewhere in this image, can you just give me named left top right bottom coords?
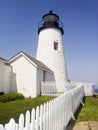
left=0, top=57, right=7, bottom=62
left=0, top=57, right=10, bottom=65
left=9, top=51, right=53, bottom=73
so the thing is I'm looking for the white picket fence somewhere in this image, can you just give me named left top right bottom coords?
left=41, top=81, right=57, bottom=95
left=0, top=84, right=84, bottom=130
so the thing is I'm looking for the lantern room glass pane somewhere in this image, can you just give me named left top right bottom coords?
left=44, top=15, right=58, bottom=22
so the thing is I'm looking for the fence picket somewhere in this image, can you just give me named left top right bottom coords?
left=0, top=124, right=4, bottom=130
left=31, top=108, right=35, bottom=130
left=36, top=106, right=39, bottom=130
left=5, top=118, right=16, bottom=130
left=43, top=103, right=46, bottom=130
left=48, top=101, right=51, bottom=129
left=45, top=102, right=48, bottom=130
left=19, top=114, right=24, bottom=130
left=25, top=111, right=30, bottom=130
left=39, top=105, right=43, bottom=130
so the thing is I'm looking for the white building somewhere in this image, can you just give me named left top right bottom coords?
left=0, top=11, right=95, bottom=97
left=0, top=57, right=12, bottom=94
left=0, top=52, right=55, bottom=98
left=0, top=52, right=54, bottom=97
left=9, top=52, right=54, bottom=97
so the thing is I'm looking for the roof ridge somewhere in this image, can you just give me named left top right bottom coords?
left=22, top=52, right=53, bottom=72
left=9, top=51, right=53, bottom=73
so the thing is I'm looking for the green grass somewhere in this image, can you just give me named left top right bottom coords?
left=67, top=95, right=98, bottom=127
left=76, top=96, right=98, bottom=122
left=0, top=96, right=54, bottom=125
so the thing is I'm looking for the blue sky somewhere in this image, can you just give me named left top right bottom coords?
left=0, top=0, right=98, bottom=87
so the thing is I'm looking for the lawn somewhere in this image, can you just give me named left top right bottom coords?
left=68, top=95, right=98, bottom=127
left=0, top=96, right=54, bottom=125
left=76, top=95, right=98, bottom=122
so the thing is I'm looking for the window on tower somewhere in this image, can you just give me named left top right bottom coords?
left=54, top=42, right=58, bottom=50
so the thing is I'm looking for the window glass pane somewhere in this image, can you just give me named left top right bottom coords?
left=54, top=42, right=58, bottom=50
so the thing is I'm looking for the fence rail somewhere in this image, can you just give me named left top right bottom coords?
left=0, top=84, right=84, bottom=130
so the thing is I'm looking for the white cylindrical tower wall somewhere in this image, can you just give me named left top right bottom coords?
left=36, top=11, right=68, bottom=92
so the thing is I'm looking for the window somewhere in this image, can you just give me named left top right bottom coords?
left=54, top=42, right=58, bottom=50
left=43, top=71, right=45, bottom=81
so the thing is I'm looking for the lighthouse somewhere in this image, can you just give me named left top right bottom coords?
left=36, top=11, right=68, bottom=92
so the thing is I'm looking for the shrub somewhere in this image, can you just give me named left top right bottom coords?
left=0, top=93, right=25, bottom=103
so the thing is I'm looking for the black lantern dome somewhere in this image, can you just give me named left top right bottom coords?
left=38, top=11, right=64, bottom=35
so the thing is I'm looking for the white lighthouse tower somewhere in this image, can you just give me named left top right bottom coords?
left=36, top=11, right=68, bottom=92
